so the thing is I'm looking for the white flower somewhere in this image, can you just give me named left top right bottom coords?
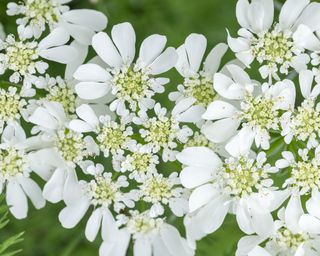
left=74, top=22, right=177, bottom=115
left=0, top=123, right=45, bottom=219
left=27, top=102, right=98, bottom=203
left=276, top=147, right=320, bottom=195
left=0, top=29, right=77, bottom=86
left=237, top=202, right=320, bottom=256
left=99, top=211, right=194, bottom=256
left=228, top=0, right=320, bottom=80
left=7, top=0, right=108, bottom=43
left=134, top=100, right=194, bottom=161
left=112, top=143, right=159, bottom=182
left=281, top=70, right=320, bottom=148
left=70, top=104, right=134, bottom=158
left=202, top=65, right=295, bottom=150
left=137, top=172, right=188, bottom=217
left=177, top=138, right=282, bottom=244
left=58, top=163, right=135, bottom=242
left=169, top=33, right=228, bottom=122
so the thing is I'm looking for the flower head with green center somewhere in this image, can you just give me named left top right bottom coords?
left=125, top=210, right=163, bottom=236
left=111, top=66, right=155, bottom=112
left=0, top=35, right=48, bottom=83
left=114, top=143, right=159, bottom=182
left=0, top=146, right=29, bottom=182
left=279, top=148, right=320, bottom=195
left=272, top=227, right=309, bottom=254
left=97, top=115, right=133, bottom=157
left=281, top=99, right=320, bottom=148
left=217, top=153, right=271, bottom=198
left=54, top=129, right=90, bottom=166
left=139, top=173, right=186, bottom=217
left=182, top=75, right=217, bottom=107
left=0, top=87, right=26, bottom=131
left=7, top=0, right=67, bottom=39
left=46, top=82, right=76, bottom=114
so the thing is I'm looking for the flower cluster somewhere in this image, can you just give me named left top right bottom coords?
left=2, top=0, right=320, bottom=256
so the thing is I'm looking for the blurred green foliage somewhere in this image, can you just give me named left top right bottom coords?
left=0, top=0, right=302, bottom=255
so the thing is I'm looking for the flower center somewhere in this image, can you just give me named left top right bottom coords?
left=144, top=117, right=175, bottom=149
left=87, top=175, right=120, bottom=207
left=46, top=85, right=76, bottom=114
left=292, top=99, right=320, bottom=142
left=220, top=157, right=265, bottom=198
left=184, top=76, right=216, bottom=106
left=112, top=67, right=151, bottom=106
left=97, top=121, right=129, bottom=155
left=141, top=175, right=173, bottom=203
left=0, top=88, right=25, bottom=123
left=25, top=0, right=60, bottom=24
left=127, top=152, right=153, bottom=172
left=186, top=131, right=216, bottom=149
left=251, top=27, right=294, bottom=68
left=274, top=227, right=308, bottom=251
left=291, top=161, right=320, bottom=192
left=55, top=129, right=87, bottom=164
left=241, top=94, right=278, bottom=131
left=0, top=147, right=28, bottom=180
left=127, top=213, right=162, bottom=234
left=5, top=40, right=38, bottom=75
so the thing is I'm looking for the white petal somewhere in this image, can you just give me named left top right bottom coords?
left=39, top=45, right=77, bottom=64
left=180, top=166, right=215, bottom=189
left=236, top=204, right=254, bottom=235
left=19, top=177, right=45, bottom=209
left=62, top=22, right=95, bottom=45
left=203, top=43, right=228, bottom=75
left=176, top=147, right=222, bottom=168
left=214, top=73, right=245, bottom=100
left=236, top=235, right=264, bottom=256
left=285, top=193, right=304, bottom=233
left=76, top=104, right=99, bottom=127
left=148, top=47, right=177, bottom=75
left=58, top=197, right=90, bottom=228
left=101, top=209, right=119, bottom=241
left=85, top=208, right=103, bottom=242
left=248, top=246, right=272, bottom=256
left=74, top=64, right=111, bottom=82
left=92, top=32, right=122, bottom=67
left=185, top=33, right=207, bottom=73
left=75, top=82, right=110, bottom=100
left=299, top=70, right=314, bottom=98
left=138, top=34, right=167, bottom=68
left=225, top=126, right=255, bottom=157
left=134, top=238, right=152, bottom=256
left=294, top=3, right=320, bottom=32
left=293, top=24, right=320, bottom=51
left=111, top=22, right=136, bottom=64
left=62, top=9, right=108, bottom=31
left=28, top=107, right=59, bottom=130
left=236, top=0, right=250, bottom=30
left=6, top=182, right=28, bottom=219
left=43, top=168, right=66, bottom=203
left=201, top=118, right=240, bottom=143
left=306, top=190, right=320, bottom=219
left=38, top=27, right=70, bottom=50
left=202, top=101, right=237, bottom=120
left=299, top=214, right=320, bottom=234
left=279, top=0, right=309, bottom=30
left=189, top=184, right=217, bottom=212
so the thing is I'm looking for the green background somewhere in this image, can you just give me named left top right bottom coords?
left=0, top=0, right=309, bottom=255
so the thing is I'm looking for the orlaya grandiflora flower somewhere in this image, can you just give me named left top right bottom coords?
left=69, top=104, right=134, bottom=158
left=0, top=28, right=78, bottom=86
left=281, top=70, right=320, bottom=148
left=27, top=101, right=99, bottom=203
left=133, top=99, right=196, bottom=162
left=135, top=172, right=189, bottom=218
left=99, top=210, right=194, bottom=256
left=58, top=163, right=136, bottom=243
left=169, top=33, right=228, bottom=123
left=276, top=147, right=320, bottom=199
left=74, top=22, right=178, bottom=116
left=202, top=64, right=295, bottom=150
left=237, top=201, right=320, bottom=256
left=176, top=129, right=284, bottom=246
left=7, top=0, right=108, bottom=44
left=228, top=0, right=320, bottom=80
left=0, top=123, right=45, bottom=219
